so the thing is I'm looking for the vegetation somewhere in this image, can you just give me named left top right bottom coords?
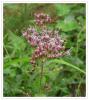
left=3, top=3, right=86, bottom=97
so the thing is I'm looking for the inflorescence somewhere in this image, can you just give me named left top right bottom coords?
left=22, top=13, right=69, bottom=64
left=34, top=13, right=52, bottom=26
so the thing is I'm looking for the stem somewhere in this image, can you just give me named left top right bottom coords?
left=76, top=75, right=85, bottom=96
left=76, top=25, right=85, bottom=57
left=39, top=60, right=44, bottom=94
left=3, top=43, right=12, bottom=61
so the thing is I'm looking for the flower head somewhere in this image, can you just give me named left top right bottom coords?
left=34, top=13, right=52, bottom=26
left=22, top=13, right=69, bottom=64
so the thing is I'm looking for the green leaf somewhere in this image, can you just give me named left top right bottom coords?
left=57, top=16, right=79, bottom=32
left=55, top=4, right=70, bottom=16
left=4, top=57, right=30, bottom=67
left=47, top=71, right=58, bottom=81
left=41, top=77, right=46, bottom=85
left=8, top=31, right=26, bottom=51
left=31, top=76, right=41, bottom=93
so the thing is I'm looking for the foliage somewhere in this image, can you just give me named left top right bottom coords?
left=3, top=3, right=86, bottom=97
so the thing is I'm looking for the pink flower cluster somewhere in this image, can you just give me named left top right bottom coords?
left=22, top=27, right=67, bottom=64
left=22, top=13, right=69, bottom=64
left=34, top=13, right=52, bottom=26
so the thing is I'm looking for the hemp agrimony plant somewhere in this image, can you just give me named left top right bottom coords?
left=22, top=13, right=69, bottom=94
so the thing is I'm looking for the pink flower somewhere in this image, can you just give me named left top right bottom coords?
left=22, top=13, right=69, bottom=64
left=34, top=13, right=52, bottom=26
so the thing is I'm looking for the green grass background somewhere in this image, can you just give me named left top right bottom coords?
left=3, top=3, right=86, bottom=97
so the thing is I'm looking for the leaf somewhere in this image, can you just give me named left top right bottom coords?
left=41, top=77, right=46, bottom=85
left=4, top=57, right=30, bottom=68
left=34, top=93, right=46, bottom=96
left=47, top=71, right=58, bottom=81
left=31, top=76, right=41, bottom=93
left=4, top=68, right=11, bottom=75
left=8, top=31, right=26, bottom=51
left=57, top=15, right=79, bottom=32
left=55, top=4, right=70, bottom=16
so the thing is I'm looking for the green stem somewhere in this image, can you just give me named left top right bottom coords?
left=76, top=25, right=85, bottom=57
left=76, top=75, right=85, bottom=96
left=3, top=43, right=12, bottom=61
left=39, top=61, right=44, bottom=94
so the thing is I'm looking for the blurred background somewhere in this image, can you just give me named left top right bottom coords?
left=3, top=3, right=86, bottom=97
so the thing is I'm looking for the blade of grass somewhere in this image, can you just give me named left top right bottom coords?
left=76, top=24, right=86, bottom=57
left=44, top=59, right=85, bottom=74
left=3, top=43, right=12, bottom=62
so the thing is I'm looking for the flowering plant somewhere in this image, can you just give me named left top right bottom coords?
left=4, top=4, right=85, bottom=96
